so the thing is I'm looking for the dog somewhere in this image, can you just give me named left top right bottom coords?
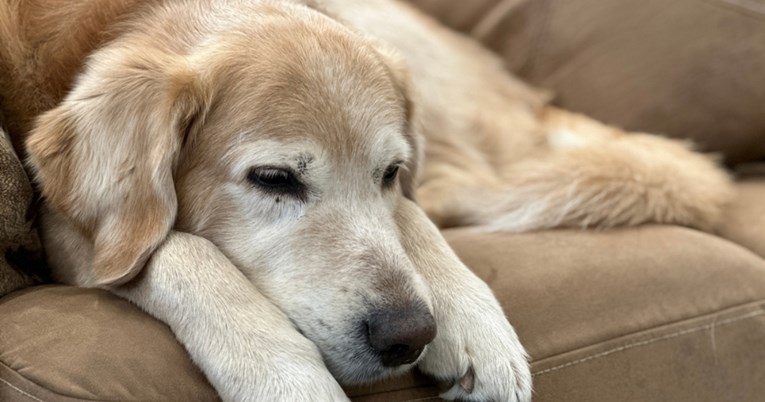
left=0, top=0, right=732, bottom=401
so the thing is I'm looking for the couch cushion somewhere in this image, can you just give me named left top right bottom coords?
left=351, top=226, right=765, bottom=401
left=408, top=0, right=765, bottom=165
left=447, top=226, right=765, bottom=360
left=0, top=286, right=219, bottom=402
left=719, top=178, right=765, bottom=259
left=3, top=227, right=765, bottom=401
left=446, top=226, right=765, bottom=402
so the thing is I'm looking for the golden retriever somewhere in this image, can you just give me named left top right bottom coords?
left=0, top=0, right=732, bottom=401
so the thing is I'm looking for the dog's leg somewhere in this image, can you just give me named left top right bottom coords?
left=396, top=199, right=532, bottom=402
left=430, top=107, right=735, bottom=233
left=494, top=107, right=734, bottom=232
left=108, top=231, right=349, bottom=402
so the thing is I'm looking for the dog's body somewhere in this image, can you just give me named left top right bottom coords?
left=0, top=0, right=733, bottom=401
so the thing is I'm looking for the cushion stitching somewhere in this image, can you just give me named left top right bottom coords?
left=533, top=298, right=765, bottom=361
left=0, top=376, right=46, bottom=402
left=701, top=0, right=765, bottom=18
left=517, top=0, right=551, bottom=78
left=532, top=309, right=765, bottom=377
left=0, top=360, right=103, bottom=402
left=471, top=0, right=526, bottom=39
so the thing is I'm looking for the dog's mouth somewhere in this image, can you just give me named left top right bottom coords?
left=322, top=345, right=424, bottom=386
left=313, top=319, right=433, bottom=385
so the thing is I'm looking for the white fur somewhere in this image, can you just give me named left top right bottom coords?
left=549, top=127, right=588, bottom=149
left=112, top=232, right=351, bottom=401
left=26, top=1, right=533, bottom=401
left=397, top=200, right=532, bottom=402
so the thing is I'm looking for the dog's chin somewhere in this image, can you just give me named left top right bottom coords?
left=321, top=345, right=425, bottom=386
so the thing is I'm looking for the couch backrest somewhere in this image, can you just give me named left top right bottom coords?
left=408, top=0, right=765, bottom=165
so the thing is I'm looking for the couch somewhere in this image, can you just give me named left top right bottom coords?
left=2, top=1, right=764, bottom=401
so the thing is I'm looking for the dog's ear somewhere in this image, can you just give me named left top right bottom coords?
left=377, top=47, right=423, bottom=201
left=391, top=60, right=422, bottom=201
left=395, top=74, right=422, bottom=201
left=27, top=48, right=208, bottom=286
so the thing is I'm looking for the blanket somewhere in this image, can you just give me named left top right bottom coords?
left=0, top=127, right=46, bottom=297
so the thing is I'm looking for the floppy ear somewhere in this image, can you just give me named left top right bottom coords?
left=26, top=47, right=207, bottom=286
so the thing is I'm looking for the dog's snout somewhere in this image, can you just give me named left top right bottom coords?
left=366, top=306, right=437, bottom=367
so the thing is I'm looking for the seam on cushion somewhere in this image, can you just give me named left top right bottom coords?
left=402, top=397, right=441, bottom=402
left=532, top=309, right=765, bottom=377
left=532, top=297, right=765, bottom=362
left=472, top=0, right=526, bottom=39
left=0, top=377, right=46, bottom=402
left=702, top=0, right=765, bottom=17
left=517, top=0, right=551, bottom=78
left=0, top=360, right=105, bottom=402
left=697, top=0, right=765, bottom=22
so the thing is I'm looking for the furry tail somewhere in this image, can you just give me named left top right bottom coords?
left=468, top=108, right=735, bottom=232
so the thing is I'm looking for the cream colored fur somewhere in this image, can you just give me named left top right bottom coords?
left=0, top=0, right=734, bottom=401
left=313, top=0, right=733, bottom=232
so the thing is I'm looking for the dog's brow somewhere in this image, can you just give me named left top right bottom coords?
left=227, top=140, right=315, bottom=179
left=295, top=153, right=315, bottom=175
left=370, top=125, right=411, bottom=159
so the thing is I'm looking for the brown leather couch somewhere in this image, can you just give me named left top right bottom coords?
left=2, top=1, right=765, bottom=401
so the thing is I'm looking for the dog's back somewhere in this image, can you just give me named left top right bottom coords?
left=315, top=0, right=735, bottom=232
left=1, top=0, right=735, bottom=233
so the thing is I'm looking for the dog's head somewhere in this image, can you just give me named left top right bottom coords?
left=27, top=1, right=434, bottom=384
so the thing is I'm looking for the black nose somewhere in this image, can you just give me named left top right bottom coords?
left=366, top=305, right=437, bottom=367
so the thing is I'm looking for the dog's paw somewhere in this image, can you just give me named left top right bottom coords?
left=211, top=327, right=350, bottom=402
left=417, top=289, right=531, bottom=402
left=265, top=361, right=350, bottom=402
left=261, top=343, right=351, bottom=402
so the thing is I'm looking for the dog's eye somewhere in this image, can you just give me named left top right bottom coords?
left=247, top=167, right=304, bottom=198
left=382, top=164, right=400, bottom=187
